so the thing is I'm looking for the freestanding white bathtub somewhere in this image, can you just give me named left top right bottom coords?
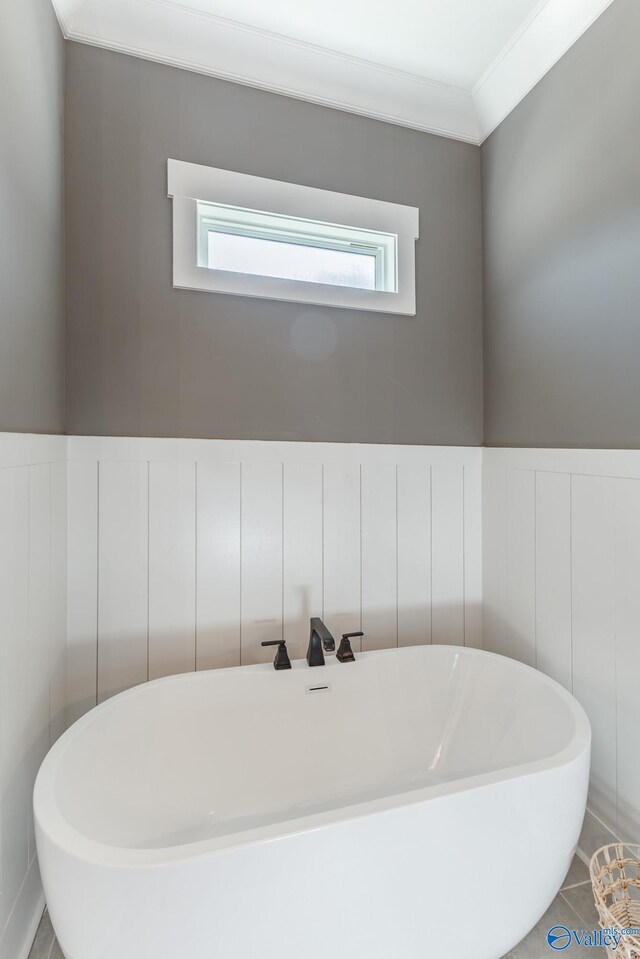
left=34, top=646, right=590, bottom=959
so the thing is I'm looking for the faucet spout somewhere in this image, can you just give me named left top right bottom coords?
left=307, top=617, right=336, bottom=666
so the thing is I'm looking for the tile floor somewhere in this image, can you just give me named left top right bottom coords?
left=503, top=854, right=605, bottom=958
left=29, top=856, right=604, bottom=959
left=27, top=909, right=63, bottom=959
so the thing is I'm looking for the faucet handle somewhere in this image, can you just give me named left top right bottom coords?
left=337, top=631, right=363, bottom=663
left=261, top=640, right=292, bottom=670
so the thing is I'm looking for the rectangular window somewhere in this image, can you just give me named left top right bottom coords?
left=168, top=160, right=419, bottom=314
left=197, top=202, right=396, bottom=292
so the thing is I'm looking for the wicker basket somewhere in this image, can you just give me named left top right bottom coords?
left=590, top=844, right=640, bottom=959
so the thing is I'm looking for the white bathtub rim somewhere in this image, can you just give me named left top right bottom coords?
left=36, top=748, right=591, bottom=875
left=34, top=647, right=591, bottom=869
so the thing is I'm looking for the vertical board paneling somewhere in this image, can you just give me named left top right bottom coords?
left=66, top=460, right=98, bottom=726
left=148, top=462, right=196, bottom=680
left=0, top=437, right=67, bottom=959
left=397, top=465, right=431, bottom=647
left=0, top=468, right=29, bottom=930
left=613, top=478, right=640, bottom=841
left=482, top=466, right=507, bottom=656
left=67, top=445, right=479, bottom=689
left=506, top=469, right=536, bottom=667
left=361, top=465, right=397, bottom=651
left=98, top=461, right=149, bottom=700
left=323, top=463, right=362, bottom=649
left=241, top=463, right=283, bottom=665
left=535, top=471, right=572, bottom=689
left=485, top=451, right=640, bottom=842
left=49, top=459, right=68, bottom=745
left=196, top=462, right=241, bottom=670
left=431, top=465, right=464, bottom=645
left=571, top=474, right=617, bottom=826
left=283, top=463, right=323, bottom=662
left=27, top=464, right=51, bottom=866
left=463, top=465, right=483, bottom=648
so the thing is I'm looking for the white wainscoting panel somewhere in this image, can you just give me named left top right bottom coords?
left=431, top=465, right=465, bottom=645
left=571, top=474, right=616, bottom=825
left=505, top=468, right=536, bottom=668
left=240, top=463, right=284, bottom=665
left=613, top=479, right=640, bottom=841
left=66, top=438, right=482, bottom=704
left=482, top=465, right=507, bottom=659
left=283, top=463, right=323, bottom=663
left=361, top=465, right=398, bottom=652
left=463, top=465, right=483, bottom=650
left=11, top=434, right=640, bottom=952
left=535, top=471, right=572, bottom=691
left=26, top=464, right=51, bottom=868
left=10, top=432, right=640, bottom=955
left=148, top=462, right=197, bottom=680
left=322, top=463, right=362, bottom=652
left=66, top=460, right=97, bottom=727
left=98, top=461, right=149, bottom=701
left=0, top=467, right=30, bottom=936
left=196, top=462, right=241, bottom=671
left=49, top=459, right=68, bottom=747
left=397, top=464, right=431, bottom=648
left=0, top=434, right=67, bottom=959
left=483, top=448, right=640, bottom=846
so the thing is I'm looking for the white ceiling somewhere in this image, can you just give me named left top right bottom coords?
left=51, top=0, right=616, bottom=143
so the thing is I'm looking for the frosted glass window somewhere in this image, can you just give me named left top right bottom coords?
left=197, top=200, right=397, bottom=294
left=207, top=232, right=377, bottom=290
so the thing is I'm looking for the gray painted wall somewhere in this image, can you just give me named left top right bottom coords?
left=0, top=0, right=65, bottom=433
left=65, top=43, right=483, bottom=445
left=483, top=0, right=640, bottom=449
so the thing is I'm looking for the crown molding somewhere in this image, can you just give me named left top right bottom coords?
left=51, top=0, right=481, bottom=143
left=473, top=0, right=618, bottom=141
left=50, top=0, right=617, bottom=146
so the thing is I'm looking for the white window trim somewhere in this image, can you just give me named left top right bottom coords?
left=167, top=160, right=419, bottom=315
